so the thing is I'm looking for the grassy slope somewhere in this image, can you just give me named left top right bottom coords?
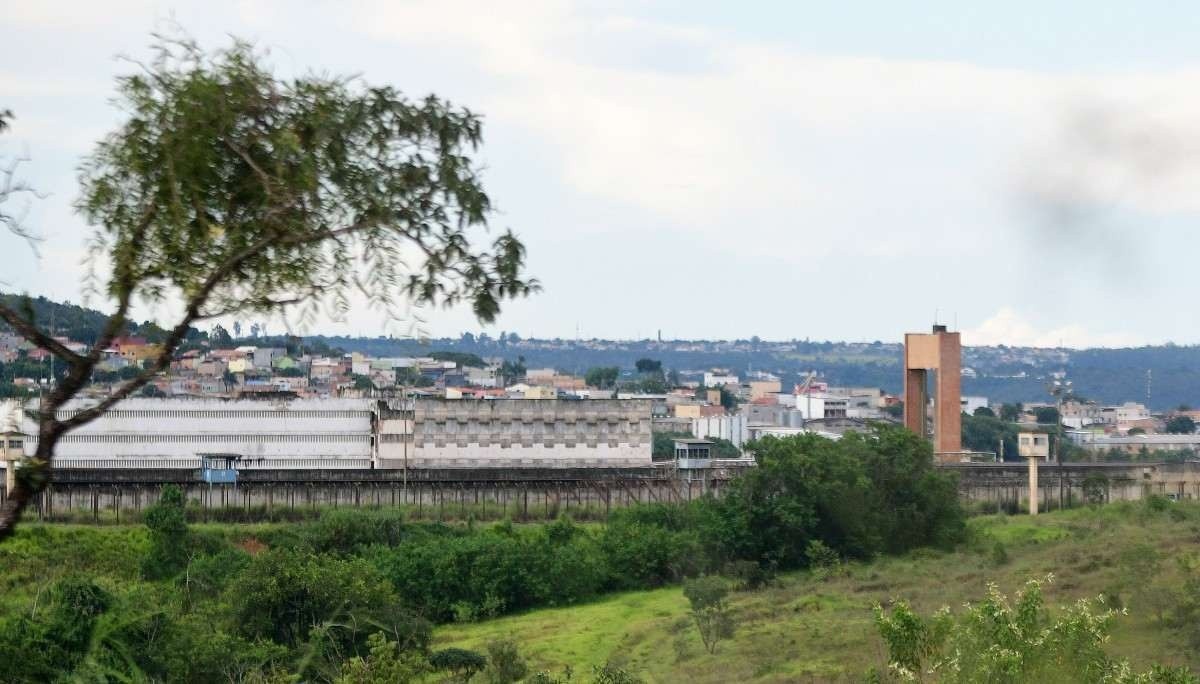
left=435, top=503, right=1200, bottom=683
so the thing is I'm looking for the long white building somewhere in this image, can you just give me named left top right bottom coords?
left=24, top=397, right=374, bottom=469
left=4, top=396, right=652, bottom=470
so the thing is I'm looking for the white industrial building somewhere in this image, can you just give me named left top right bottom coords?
left=3, top=397, right=652, bottom=471
left=22, top=397, right=375, bottom=469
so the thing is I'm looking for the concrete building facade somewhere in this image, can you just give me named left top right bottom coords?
left=397, top=399, right=651, bottom=469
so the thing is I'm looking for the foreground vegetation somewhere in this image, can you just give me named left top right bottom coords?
left=1, top=428, right=1196, bottom=681
left=0, top=428, right=965, bottom=681
left=437, top=501, right=1200, bottom=682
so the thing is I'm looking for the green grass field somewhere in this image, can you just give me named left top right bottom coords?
left=435, top=503, right=1200, bottom=683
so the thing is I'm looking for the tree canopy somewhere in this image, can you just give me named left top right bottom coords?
left=0, top=33, right=537, bottom=540
left=1166, top=415, right=1196, bottom=435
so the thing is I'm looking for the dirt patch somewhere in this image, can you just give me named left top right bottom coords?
left=236, top=537, right=267, bottom=555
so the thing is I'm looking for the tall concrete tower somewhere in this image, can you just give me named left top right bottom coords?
left=903, top=325, right=962, bottom=461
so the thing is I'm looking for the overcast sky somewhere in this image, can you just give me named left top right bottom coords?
left=4, top=2, right=1200, bottom=347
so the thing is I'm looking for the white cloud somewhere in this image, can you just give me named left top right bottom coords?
left=6, top=2, right=1200, bottom=339
left=962, top=307, right=1144, bottom=349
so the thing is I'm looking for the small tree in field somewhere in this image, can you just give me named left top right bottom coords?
left=683, top=575, right=735, bottom=654
left=0, top=34, right=537, bottom=541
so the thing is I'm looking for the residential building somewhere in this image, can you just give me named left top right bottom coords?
left=960, top=396, right=989, bottom=415
left=692, top=414, right=747, bottom=448
left=674, top=403, right=725, bottom=419
left=703, top=371, right=739, bottom=387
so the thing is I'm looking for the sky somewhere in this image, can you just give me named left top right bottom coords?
left=4, top=2, right=1200, bottom=347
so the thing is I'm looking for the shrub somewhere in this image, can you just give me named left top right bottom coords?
left=990, top=541, right=1010, bottom=567
left=430, top=647, right=487, bottom=682
left=723, top=559, right=775, bottom=591
left=805, top=539, right=841, bottom=580
left=683, top=575, right=736, bottom=654
left=302, top=509, right=407, bottom=554
left=484, top=639, right=528, bottom=684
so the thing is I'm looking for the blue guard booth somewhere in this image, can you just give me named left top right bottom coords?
left=199, top=453, right=240, bottom=484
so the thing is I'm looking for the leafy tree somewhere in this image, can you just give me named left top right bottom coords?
left=585, top=366, right=619, bottom=389
left=707, top=436, right=741, bottom=458
left=1166, top=415, right=1196, bottom=435
left=499, top=356, right=527, bottom=385
left=1128, top=427, right=1147, bottom=436
left=882, top=402, right=904, bottom=419
left=973, top=406, right=996, bottom=418
left=0, top=33, right=536, bottom=540
left=1034, top=406, right=1060, bottom=425
left=430, top=647, right=487, bottom=682
left=683, top=575, right=735, bottom=654
left=396, top=366, right=434, bottom=387
left=726, top=427, right=964, bottom=566
left=142, top=484, right=189, bottom=579
left=209, top=324, right=233, bottom=347
left=335, top=632, right=429, bottom=684
left=652, top=432, right=689, bottom=460
left=431, top=351, right=486, bottom=368
left=637, top=376, right=668, bottom=394
left=961, top=413, right=1019, bottom=461
left=352, top=374, right=375, bottom=391
left=634, top=358, right=662, bottom=374
left=234, top=549, right=402, bottom=648
left=1000, top=402, right=1023, bottom=422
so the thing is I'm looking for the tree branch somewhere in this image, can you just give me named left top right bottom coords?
left=85, top=205, right=158, bottom=362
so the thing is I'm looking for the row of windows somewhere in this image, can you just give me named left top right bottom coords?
left=422, top=423, right=644, bottom=434
left=425, top=416, right=646, bottom=424
left=420, top=440, right=642, bottom=448
left=399, top=458, right=645, bottom=467
left=44, top=434, right=370, bottom=444
left=51, top=458, right=372, bottom=469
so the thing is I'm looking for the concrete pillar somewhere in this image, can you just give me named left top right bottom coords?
left=1027, top=456, right=1039, bottom=516
left=903, top=369, right=927, bottom=439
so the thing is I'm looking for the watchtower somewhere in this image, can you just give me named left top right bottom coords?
left=904, top=325, right=962, bottom=461
left=1017, top=432, right=1050, bottom=515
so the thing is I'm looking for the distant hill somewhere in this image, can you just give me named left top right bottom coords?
left=0, top=293, right=193, bottom=346
left=2, top=293, right=1196, bottom=410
